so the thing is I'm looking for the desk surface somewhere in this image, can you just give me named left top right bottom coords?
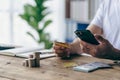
left=0, top=55, right=119, bottom=80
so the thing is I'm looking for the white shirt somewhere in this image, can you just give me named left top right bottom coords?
left=91, top=0, right=120, bottom=49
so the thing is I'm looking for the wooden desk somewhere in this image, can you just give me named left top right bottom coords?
left=0, top=55, right=119, bottom=80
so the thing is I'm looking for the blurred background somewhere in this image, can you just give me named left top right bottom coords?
left=0, top=0, right=102, bottom=48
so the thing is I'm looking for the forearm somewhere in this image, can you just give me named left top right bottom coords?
left=87, top=24, right=103, bottom=35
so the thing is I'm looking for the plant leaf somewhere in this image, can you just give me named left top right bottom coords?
left=28, top=17, right=39, bottom=29
left=24, top=4, right=37, bottom=16
left=35, top=0, right=48, bottom=7
left=27, top=32, right=37, bottom=41
left=19, top=13, right=30, bottom=22
left=20, top=0, right=53, bottom=49
left=43, top=20, right=52, bottom=30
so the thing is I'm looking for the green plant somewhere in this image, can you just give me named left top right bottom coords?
left=20, top=0, right=53, bottom=49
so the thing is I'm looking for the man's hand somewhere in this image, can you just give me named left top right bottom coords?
left=53, top=42, right=71, bottom=58
left=53, top=39, right=82, bottom=58
left=80, top=35, right=115, bottom=59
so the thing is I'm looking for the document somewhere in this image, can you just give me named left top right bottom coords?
left=0, top=47, right=56, bottom=59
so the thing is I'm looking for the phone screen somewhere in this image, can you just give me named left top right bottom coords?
left=74, top=30, right=99, bottom=45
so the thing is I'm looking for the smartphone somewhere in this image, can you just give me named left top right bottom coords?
left=74, top=30, right=99, bottom=45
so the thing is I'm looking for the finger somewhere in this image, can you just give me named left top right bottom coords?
left=80, top=41, right=89, bottom=53
left=55, top=51, right=67, bottom=57
left=80, top=40, right=88, bottom=47
left=80, top=43, right=89, bottom=52
left=80, top=41, right=92, bottom=50
left=81, top=47, right=90, bottom=54
left=95, top=35, right=107, bottom=43
left=55, top=50, right=64, bottom=56
left=66, top=48, right=71, bottom=57
left=82, top=47, right=97, bottom=57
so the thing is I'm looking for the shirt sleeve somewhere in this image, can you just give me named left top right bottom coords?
left=90, top=2, right=104, bottom=28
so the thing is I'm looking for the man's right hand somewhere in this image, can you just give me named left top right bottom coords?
left=53, top=42, right=71, bottom=58
left=53, top=38, right=82, bottom=58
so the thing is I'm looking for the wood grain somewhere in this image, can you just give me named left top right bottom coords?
left=0, top=55, right=119, bottom=80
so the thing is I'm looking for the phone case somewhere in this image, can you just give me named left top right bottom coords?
left=74, top=30, right=99, bottom=45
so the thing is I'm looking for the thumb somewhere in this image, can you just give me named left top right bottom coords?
left=94, top=34, right=106, bottom=43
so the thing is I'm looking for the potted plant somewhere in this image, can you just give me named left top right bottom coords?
left=20, top=0, right=53, bottom=49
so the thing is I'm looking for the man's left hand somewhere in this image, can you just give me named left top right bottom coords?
left=80, top=35, right=114, bottom=59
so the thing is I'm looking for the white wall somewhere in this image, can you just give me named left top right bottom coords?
left=47, top=0, right=66, bottom=42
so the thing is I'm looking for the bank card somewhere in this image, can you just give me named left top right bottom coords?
left=54, top=41, right=70, bottom=48
left=63, top=62, right=78, bottom=68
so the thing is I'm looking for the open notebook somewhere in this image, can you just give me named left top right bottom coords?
left=0, top=44, right=16, bottom=50
left=0, top=47, right=56, bottom=59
